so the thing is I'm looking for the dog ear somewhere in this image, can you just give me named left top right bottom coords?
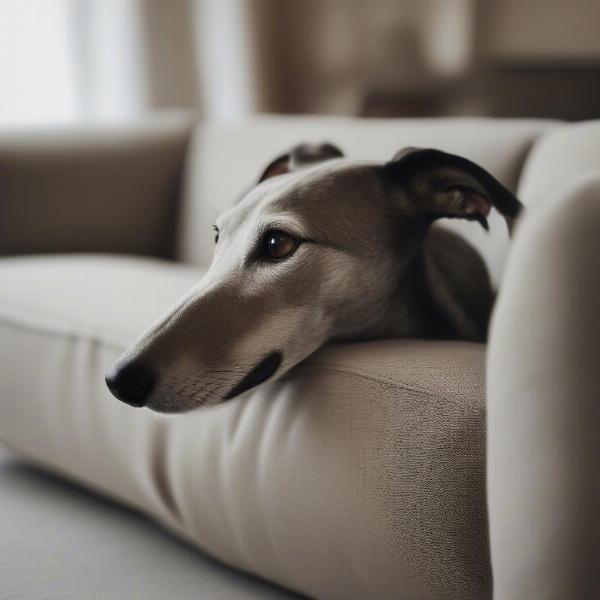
left=383, top=147, right=523, bottom=235
left=258, top=142, right=344, bottom=183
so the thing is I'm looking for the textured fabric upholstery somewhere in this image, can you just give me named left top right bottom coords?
left=487, top=177, right=600, bottom=600
left=0, top=255, right=489, bottom=600
left=0, top=114, right=193, bottom=258
left=178, top=116, right=557, bottom=285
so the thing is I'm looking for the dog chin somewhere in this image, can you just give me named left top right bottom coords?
left=146, top=395, right=210, bottom=414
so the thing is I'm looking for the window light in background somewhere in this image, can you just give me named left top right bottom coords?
left=0, top=0, right=77, bottom=126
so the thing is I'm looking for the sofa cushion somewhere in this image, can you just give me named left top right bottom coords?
left=0, top=255, right=490, bottom=600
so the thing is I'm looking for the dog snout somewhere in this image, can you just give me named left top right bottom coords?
left=105, top=360, right=156, bottom=407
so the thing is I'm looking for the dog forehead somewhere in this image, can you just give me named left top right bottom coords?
left=279, top=159, right=379, bottom=204
left=219, top=159, right=380, bottom=229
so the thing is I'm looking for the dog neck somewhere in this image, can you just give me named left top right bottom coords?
left=359, top=227, right=493, bottom=343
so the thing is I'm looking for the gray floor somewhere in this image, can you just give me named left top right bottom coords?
left=0, top=450, right=304, bottom=600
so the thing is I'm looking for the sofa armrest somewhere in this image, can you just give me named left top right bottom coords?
left=487, top=176, right=600, bottom=599
left=0, top=114, right=193, bottom=258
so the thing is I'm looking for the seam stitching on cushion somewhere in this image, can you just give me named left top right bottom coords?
left=296, top=362, right=483, bottom=405
left=303, top=361, right=440, bottom=396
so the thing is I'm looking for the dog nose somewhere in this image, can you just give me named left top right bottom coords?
left=105, top=360, right=156, bottom=407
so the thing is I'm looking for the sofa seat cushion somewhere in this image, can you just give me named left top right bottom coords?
left=0, top=255, right=489, bottom=600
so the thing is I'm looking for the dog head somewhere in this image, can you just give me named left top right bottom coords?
left=106, top=143, right=522, bottom=412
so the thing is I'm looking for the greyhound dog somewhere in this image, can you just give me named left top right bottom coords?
left=106, top=143, right=522, bottom=412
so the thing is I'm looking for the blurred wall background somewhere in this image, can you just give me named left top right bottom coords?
left=1, top=0, right=599, bottom=125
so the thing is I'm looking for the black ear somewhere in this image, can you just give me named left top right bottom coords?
left=383, top=147, right=524, bottom=235
left=258, top=142, right=344, bottom=183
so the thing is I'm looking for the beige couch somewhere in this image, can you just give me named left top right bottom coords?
left=0, top=115, right=598, bottom=600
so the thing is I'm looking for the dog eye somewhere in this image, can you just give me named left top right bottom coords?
left=213, top=225, right=219, bottom=244
left=263, top=230, right=298, bottom=260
